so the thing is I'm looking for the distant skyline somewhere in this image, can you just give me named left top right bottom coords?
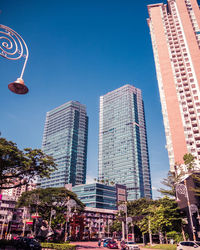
left=1, top=0, right=171, bottom=198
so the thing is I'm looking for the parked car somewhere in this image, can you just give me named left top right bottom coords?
left=125, top=241, right=140, bottom=250
left=103, top=238, right=112, bottom=247
left=107, top=240, right=118, bottom=249
left=177, top=241, right=200, bottom=249
left=15, top=237, right=41, bottom=250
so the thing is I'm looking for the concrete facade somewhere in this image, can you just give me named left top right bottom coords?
left=148, top=0, right=200, bottom=171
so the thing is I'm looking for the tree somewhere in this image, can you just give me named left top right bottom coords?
left=0, top=137, right=57, bottom=189
left=158, top=153, right=196, bottom=198
left=150, top=197, right=182, bottom=243
left=137, top=197, right=182, bottom=244
left=183, top=153, right=195, bottom=172
left=17, top=187, right=84, bottom=228
left=108, top=220, right=122, bottom=234
left=158, top=171, right=183, bottom=198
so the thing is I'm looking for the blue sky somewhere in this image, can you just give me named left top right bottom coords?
left=0, top=0, right=170, bottom=198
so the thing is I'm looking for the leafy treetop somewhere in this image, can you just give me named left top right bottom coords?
left=0, top=137, right=57, bottom=189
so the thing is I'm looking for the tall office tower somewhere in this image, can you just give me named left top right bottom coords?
left=98, top=85, right=152, bottom=200
left=148, top=0, right=200, bottom=171
left=40, top=101, right=88, bottom=188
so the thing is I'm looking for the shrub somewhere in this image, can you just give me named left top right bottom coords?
left=166, top=231, right=183, bottom=243
left=0, top=239, right=16, bottom=247
left=41, top=242, right=76, bottom=250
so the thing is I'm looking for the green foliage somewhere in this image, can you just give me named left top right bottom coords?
left=128, top=198, right=154, bottom=217
left=158, top=171, right=184, bottom=198
left=109, top=220, right=122, bottom=233
left=191, top=173, right=200, bottom=196
left=125, top=197, right=182, bottom=236
left=183, top=153, right=195, bottom=171
left=166, top=231, right=183, bottom=243
left=147, top=197, right=181, bottom=235
left=17, top=187, right=84, bottom=228
left=0, top=239, right=14, bottom=247
left=126, top=198, right=154, bottom=234
left=0, top=137, right=57, bottom=189
left=143, top=244, right=176, bottom=250
left=41, top=242, right=76, bottom=249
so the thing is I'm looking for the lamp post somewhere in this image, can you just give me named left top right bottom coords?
left=0, top=212, right=12, bottom=239
left=0, top=24, right=29, bottom=94
left=49, top=208, right=56, bottom=232
left=118, top=203, right=127, bottom=241
left=0, top=214, right=6, bottom=239
left=126, top=217, right=132, bottom=241
left=65, top=199, right=77, bottom=242
left=176, top=181, right=196, bottom=241
left=6, top=212, right=12, bottom=239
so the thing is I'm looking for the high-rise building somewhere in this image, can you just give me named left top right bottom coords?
left=40, top=101, right=88, bottom=188
left=147, top=0, right=200, bottom=171
left=98, top=85, right=152, bottom=200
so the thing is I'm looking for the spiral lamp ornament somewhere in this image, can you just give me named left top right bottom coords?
left=0, top=24, right=29, bottom=94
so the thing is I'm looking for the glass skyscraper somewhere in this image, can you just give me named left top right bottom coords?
left=40, top=101, right=88, bottom=188
left=98, top=85, right=152, bottom=200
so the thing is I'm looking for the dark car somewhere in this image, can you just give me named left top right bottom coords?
left=107, top=240, right=118, bottom=249
left=15, top=237, right=41, bottom=250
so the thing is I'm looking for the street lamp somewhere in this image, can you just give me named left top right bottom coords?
left=0, top=212, right=12, bottom=239
left=0, top=24, right=29, bottom=94
left=118, top=203, right=127, bottom=241
left=65, top=199, right=77, bottom=242
left=6, top=213, right=13, bottom=239
left=176, top=181, right=196, bottom=241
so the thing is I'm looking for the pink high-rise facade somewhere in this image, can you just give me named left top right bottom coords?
left=148, top=0, right=200, bottom=171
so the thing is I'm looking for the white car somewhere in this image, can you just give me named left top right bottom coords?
left=125, top=241, right=140, bottom=250
left=177, top=241, right=200, bottom=249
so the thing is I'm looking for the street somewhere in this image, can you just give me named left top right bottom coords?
left=70, top=241, right=157, bottom=250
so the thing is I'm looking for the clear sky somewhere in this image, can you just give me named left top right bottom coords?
left=1, top=0, right=171, bottom=198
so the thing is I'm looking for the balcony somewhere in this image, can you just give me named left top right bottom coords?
left=191, top=120, right=197, bottom=125
left=193, top=127, right=199, bottom=132
left=194, top=135, right=200, bottom=140
left=189, top=108, right=195, bottom=114
left=190, top=114, right=196, bottom=120
left=0, top=210, right=8, bottom=215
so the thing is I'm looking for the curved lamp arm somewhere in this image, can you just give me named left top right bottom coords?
left=0, top=24, right=29, bottom=94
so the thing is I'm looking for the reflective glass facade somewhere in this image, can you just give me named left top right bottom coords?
left=98, top=85, right=152, bottom=200
left=72, top=183, right=117, bottom=210
left=40, top=101, right=88, bottom=188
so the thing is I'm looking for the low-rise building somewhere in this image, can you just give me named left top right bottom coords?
left=82, top=206, right=117, bottom=238
left=72, top=183, right=127, bottom=210
left=0, top=195, right=24, bottom=236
